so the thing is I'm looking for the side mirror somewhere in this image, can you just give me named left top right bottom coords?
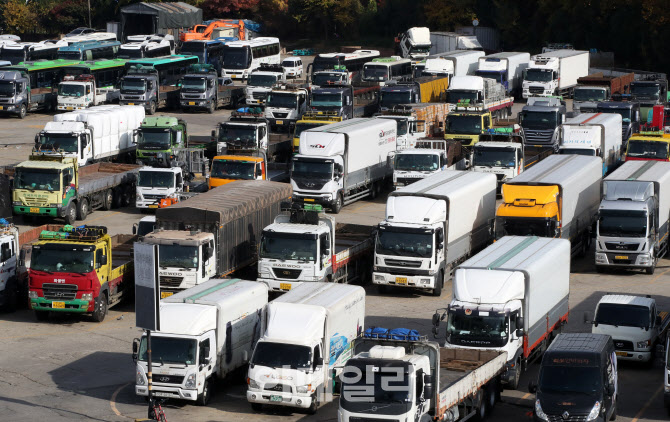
left=432, top=312, right=440, bottom=326
left=132, top=224, right=137, bottom=235
left=100, top=255, right=107, bottom=266
left=132, top=338, right=140, bottom=361
left=517, top=316, right=524, bottom=329
left=515, top=328, right=524, bottom=337
left=528, top=382, right=538, bottom=394
left=584, top=311, right=595, bottom=325
left=211, top=129, right=216, bottom=138
left=656, top=315, right=662, bottom=326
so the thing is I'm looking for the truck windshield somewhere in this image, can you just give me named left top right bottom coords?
left=598, top=108, right=632, bottom=122
left=446, top=115, right=483, bottom=135
left=294, top=122, right=325, bottom=139
left=58, top=84, right=85, bottom=97
left=447, top=311, right=508, bottom=346
left=118, top=48, right=143, bottom=59
left=380, top=91, right=411, bottom=109
left=292, top=160, right=333, bottom=179
left=0, top=49, right=26, bottom=64
left=501, top=217, right=556, bottom=238
left=340, top=360, right=412, bottom=414
left=525, top=68, right=553, bottom=82
left=376, top=227, right=433, bottom=258
left=219, top=124, right=256, bottom=142
left=574, top=88, right=607, bottom=102
left=595, top=303, right=650, bottom=328
left=36, top=133, right=78, bottom=153
left=626, top=140, right=668, bottom=159
left=31, top=247, right=94, bottom=273
left=446, top=90, right=478, bottom=104
left=248, top=74, right=278, bottom=87
left=631, top=84, right=660, bottom=100
left=312, top=93, right=343, bottom=107
left=599, top=209, right=647, bottom=238
left=138, top=129, right=171, bottom=150
left=559, top=148, right=596, bottom=156
left=251, top=342, right=312, bottom=370
left=58, top=51, right=83, bottom=61
left=266, top=93, right=297, bottom=109
left=539, top=366, right=601, bottom=395
left=158, top=244, right=198, bottom=269
left=363, top=65, right=389, bottom=81
left=260, top=231, right=316, bottom=262
left=412, top=45, right=431, bottom=54
left=181, top=77, right=206, bottom=93
left=223, top=46, right=250, bottom=70
left=474, top=147, right=516, bottom=167
left=139, top=336, right=196, bottom=365
left=15, top=168, right=60, bottom=191
left=210, top=160, right=255, bottom=180
left=121, top=78, right=146, bottom=93
left=395, top=153, right=439, bottom=172
left=138, top=171, right=174, bottom=188
left=137, top=221, right=156, bottom=237
left=521, top=111, right=559, bottom=130
left=0, top=81, right=15, bottom=97
left=312, top=73, right=344, bottom=86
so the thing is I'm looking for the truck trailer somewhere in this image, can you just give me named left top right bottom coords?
left=559, top=112, right=623, bottom=175
left=475, top=52, right=530, bottom=97
left=376, top=102, right=450, bottom=150
left=522, top=49, right=589, bottom=99
left=378, top=76, right=449, bottom=112
left=573, top=72, right=634, bottom=113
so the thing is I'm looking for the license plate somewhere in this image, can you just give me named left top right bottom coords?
left=279, top=283, right=292, bottom=291
left=149, top=205, right=158, bottom=209
left=188, top=102, right=195, bottom=106
left=232, top=75, right=238, bottom=78
left=66, top=106, right=73, bottom=110
left=615, top=256, right=629, bottom=260
left=276, top=120, right=283, bottom=125
left=0, top=106, right=3, bottom=110
left=270, top=395, right=282, bottom=402
left=29, top=207, right=40, bottom=213
left=128, top=103, right=134, bottom=105
left=303, top=198, right=314, bottom=202
left=153, top=392, right=172, bottom=398
left=615, top=351, right=628, bottom=357
left=52, top=301, right=65, bottom=309
left=160, top=291, right=173, bottom=299
left=395, top=277, right=407, bottom=285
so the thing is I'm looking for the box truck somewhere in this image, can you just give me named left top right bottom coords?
left=559, top=112, right=623, bottom=175
left=475, top=52, right=530, bottom=97
left=247, top=283, right=365, bottom=414
left=373, top=170, right=497, bottom=296
left=595, top=161, right=670, bottom=274
left=144, top=180, right=292, bottom=295
left=392, top=139, right=468, bottom=188
left=291, top=118, right=396, bottom=213
left=377, top=76, right=449, bottom=112
left=445, top=75, right=514, bottom=117
left=433, top=236, right=571, bottom=389
left=522, top=49, right=589, bottom=99
left=133, top=279, right=268, bottom=405
left=35, top=105, right=145, bottom=167
left=497, top=154, right=602, bottom=256
left=430, top=50, right=485, bottom=77
left=429, top=32, right=483, bottom=54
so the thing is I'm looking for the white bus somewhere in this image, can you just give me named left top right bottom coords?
left=309, top=49, right=380, bottom=85
left=222, top=37, right=280, bottom=80
left=362, top=56, right=413, bottom=85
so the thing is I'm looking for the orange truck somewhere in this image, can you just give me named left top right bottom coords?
left=180, top=19, right=246, bottom=42
left=208, top=154, right=288, bottom=189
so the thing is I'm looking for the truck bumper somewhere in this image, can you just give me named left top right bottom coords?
left=180, top=100, right=210, bottom=111
left=136, top=198, right=164, bottom=209
left=372, top=272, right=436, bottom=289
left=136, top=385, right=198, bottom=401
left=31, top=297, right=92, bottom=313
left=13, top=205, right=62, bottom=217
left=247, top=389, right=313, bottom=409
left=120, top=100, right=148, bottom=111
left=292, top=192, right=337, bottom=208
left=595, top=252, right=653, bottom=268
left=257, top=277, right=305, bottom=293
left=57, top=104, right=87, bottom=111
left=246, top=98, right=265, bottom=105
left=0, top=104, right=19, bottom=114
left=613, top=350, right=652, bottom=362
left=664, top=391, right=670, bottom=408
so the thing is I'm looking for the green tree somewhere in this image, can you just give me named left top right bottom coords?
left=2, top=0, right=38, bottom=34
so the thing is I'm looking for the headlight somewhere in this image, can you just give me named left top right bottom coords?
left=28, top=291, right=38, bottom=299
left=248, top=378, right=260, bottom=389
left=185, top=373, right=196, bottom=389
left=535, top=399, right=549, bottom=421
left=637, top=340, right=651, bottom=349
left=81, top=293, right=93, bottom=301
left=586, top=401, right=601, bottom=421
left=374, top=275, right=384, bottom=281
left=136, top=370, right=145, bottom=385
left=296, top=384, right=311, bottom=394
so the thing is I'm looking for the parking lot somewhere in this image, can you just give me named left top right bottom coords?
left=0, top=96, right=669, bottom=422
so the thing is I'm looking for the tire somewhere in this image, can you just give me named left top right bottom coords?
left=92, top=292, right=107, bottom=323
left=148, top=100, right=156, bottom=115
left=3, top=279, right=17, bottom=313
left=76, top=199, right=89, bottom=221
left=35, top=310, right=49, bottom=321
left=250, top=402, right=262, bottom=412
left=64, top=203, right=77, bottom=225
left=307, top=394, right=318, bottom=415
left=508, top=359, right=521, bottom=390
left=646, top=258, right=657, bottom=275
left=431, top=271, right=443, bottom=297
left=112, top=188, right=123, bottom=209
left=102, top=189, right=113, bottom=211
left=486, top=383, right=497, bottom=415
left=18, top=104, right=26, bottom=119
left=474, top=389, right=487, bottom=421
left=610, top=397, right=617, bottom=420
left=331, top=193, right=343, bottom=214
left=369, top=182, right=378, bottom=199
left=196, top=378, right=211, bottom=406
left=207, top=101, right=215, bottom=114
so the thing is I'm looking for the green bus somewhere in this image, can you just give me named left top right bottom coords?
left=61, top=58, right=129, bottom=89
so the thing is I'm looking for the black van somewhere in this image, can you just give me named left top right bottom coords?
left=530, top=333, right=618, bottom=422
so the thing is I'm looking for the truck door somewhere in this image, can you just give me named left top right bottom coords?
left=95, top=246, right=110, bottom=287
left=483, top=114, right=492, bottom=130
left=0, top=238, right=16, bottom=286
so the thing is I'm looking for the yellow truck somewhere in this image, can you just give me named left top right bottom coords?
left=378, top=75, right=449, bottom=112
left=624, top=131, right=670, bottom=162
left=292, top=111, right=342, bottom=153
left=444, top=107, right=494, bottom=147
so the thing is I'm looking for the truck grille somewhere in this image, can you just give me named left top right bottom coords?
left=273, top=268, right=302, bottom=280
left=529, top=86, right=545, bottom=94
left=154, top=374, right=184, bottom=385
left=264, top=383, right=292, bottom=393
left=43, top=283, right=78, bottom=301
left=396, top=177, right=422, bottom=186
left=613, top=339, right=634, bottom=351
left=252, top=92, right=267, bottom=100
left=23, top=197, right=49, bottom=207
left=524, top=129, right=554, bottom=146
left=160, top=276, right=184, bottom=288
left=350, top=418, right=400, bottom=422
left=547, top=416, right=586, bottom=422
left=142, top=194, right=165, bottom=200
left=384, top=259, right=421, bottom=268
left=273, top=112, right=288, bottom=118
left=605, top=242, right=639, bottom=251
left=227, top=139, right=257, bottom=150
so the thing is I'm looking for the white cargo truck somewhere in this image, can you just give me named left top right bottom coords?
left=340, top=335, right=508, bottom=422
left=135, top=166, right=186, bottom=209
left=245, top=64, right=287, bottom=105
left=445, top=75, right=514, bottom=116
left=433, top=50, right=485, bottom=78
left=57, top=74, right=120, bottom=110
left=34, top=105, right=145, bottom=166
left=395, top=27, right=432, bottom=60
left=559, top=112, right=623, bottom=175
left=392, top=139, right=468, bottom=189
left=595, top=161, right=670, bottom=274
left=133, top=279, right=268, bottom=405
left=247, top=283, right=365, bottom=414
left=429, top=31, right=483, bottom=54
left=522, top=49, right=589, bottom=98
left=433, top=236, right=571, bottom=389
left=291, top=118, right=396, bottom=214
left=475, top=52, right=530, bottom=97
left=373, top=170, right=497, bottom=296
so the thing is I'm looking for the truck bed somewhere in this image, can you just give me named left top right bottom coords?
left=79, top=163, right=140, bottom=196
left=110, top=234, right=136, bottom=278
left=334, top=224, right=374, bottom=257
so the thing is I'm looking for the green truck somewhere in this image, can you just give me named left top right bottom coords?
left=12, top=155, right=139, bottom=224
left=135, top=116, right=189, bottom=167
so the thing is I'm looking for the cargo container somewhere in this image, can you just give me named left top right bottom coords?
left=522, top=49, right=589, bottom=98
left=559, top=112, right=623, bottom=174
left=475, top=52, right=530, bottom=97
left=429, top=32, right=483, bottom=54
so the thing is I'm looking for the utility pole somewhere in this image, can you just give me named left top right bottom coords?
left=88, top=0, right=92, bottom=28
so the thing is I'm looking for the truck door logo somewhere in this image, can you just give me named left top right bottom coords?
left=615, top=342, right=624, bottom=348
left=562, top=411, right=570, bottom=420
left=310, top=144, right=326, bottom=149
left=159, top=376, right=169, bottom=382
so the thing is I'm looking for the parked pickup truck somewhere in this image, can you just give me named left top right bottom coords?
left=339, top=333, right=508, bottom=421
left=57, top=73, right=120, bottom=111
left=586, top=294, right=670, bottom=363
left=29, top=225, right=135, bottom=322
left=179, top=64, right=244, bottom=113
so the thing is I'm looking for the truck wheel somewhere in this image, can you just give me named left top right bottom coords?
left=18, top=104, right=26, bottom=119
left=331, top=194, right=343, bottom=214
left=3, top=279, right=17, bottom=312
left=474, top=389, right=487, bottom=421
left=508, top=359, right=521, bottom=390
left=646, top=257, right=657, bottom=275
left=431, top=271, right=444, bottom=297
left=307, top=394, right=318, bottom=414
left=64, top=203, right=77, bottom=225
left=486, top=383, right=497, bottom=414
left=35, top=310, right=50, bottom=321
left=102, top=189, right=113, bottom=210
left=76, top=199, right=89, bottom=221
left=112, top=188, right=123, bottom=208
left=196, top=378, right=211, bottom=406
left=148, top=100, right=156, bottom=115
left=92, top=292, right=107, bottom=323
left=207, top=101, right=215, bottom=114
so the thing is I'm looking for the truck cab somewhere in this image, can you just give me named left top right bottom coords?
left=245, top=64, right=286, bottom=105
left=376, top=113, right=426, bottom=150
left=395, top=27, right=431, bottom=59
left=136, top=116, right=187, bottom=167
left=0, top=69, right=31, bottom=117
left=573, top=85, right=611, bottom=114
left=143, top=230, right=217, bottom=295
left=132, top=215, right=156, bottom=238
left=597, top=101, right=640, bottom=147
left=0, top=223, right=19, bottom=311
left=212, top=113, right=268, bottom=155
left=625, top=131, right=670, bottom=162
left=378, top=82, right=420, bottom=112
left=393, top=148, right=447, bottom=188
left=135, top=167, right=184, bottom=209
left=264, top=84, right=309, bottom=132
left=444, top=108, right=493, bottom=147
left=179, top=64, right=231, bottom=113
left=519, top=97, right=566, bottom=151
left=209, top=155, right=265, bottom=188
left=119, top=66, right=162, bottom=114
left=630, top=79, right=668, bottom=117
left=34, top=121, right=94, bottom=167
left=473, top=139, right=524, bottom=186
left=522, top=56, right=560, bottom=98
left=310, top=85, right=354, bottom=119
left=310, top=68, right=350, bottom=87
left=57, top=74, right=100, bottom=111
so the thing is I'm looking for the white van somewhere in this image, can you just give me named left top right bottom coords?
left=281, top=57, right=303, bottom=78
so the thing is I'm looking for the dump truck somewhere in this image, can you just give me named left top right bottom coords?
left=378, top=76, right=449, bottom=112
left=573, top=71, right=634, bottom=113
left=310, top=84, right=379, bottom=119
left=179, top=64, right=244, bottom=113
left=135, top=116, right=188, bottom=167
left=29, top=225, right=135, bottom=322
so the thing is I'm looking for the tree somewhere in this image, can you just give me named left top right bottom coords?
left=202, top=0, right=260, bottom=16
left=2, top=0, right=38, bottom=34
left=423, top=0, right=475, bottom=31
